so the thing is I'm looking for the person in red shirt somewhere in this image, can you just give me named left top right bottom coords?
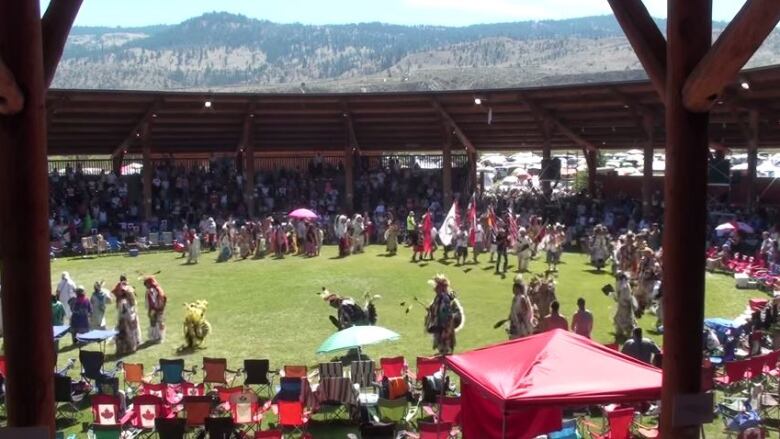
left=540, top=301, right=569, bottom=332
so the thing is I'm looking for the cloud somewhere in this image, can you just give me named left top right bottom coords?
left=401, top=0, right=614, bottom=21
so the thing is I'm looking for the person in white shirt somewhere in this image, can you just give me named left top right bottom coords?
left=515, top=228, right=533, bottom=272
left=472, top=223, right=484, bottom=264
left=56, top=272, right=77, bottom=319
left=455, top=229, right=468, bottom=266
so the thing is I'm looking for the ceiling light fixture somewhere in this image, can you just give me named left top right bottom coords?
left=204, top=100, right=213, bottom=109
left=474, top=98, right=482, bottom=105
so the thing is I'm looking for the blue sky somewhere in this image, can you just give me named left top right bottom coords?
left=41, top=0, right=748, bottom=28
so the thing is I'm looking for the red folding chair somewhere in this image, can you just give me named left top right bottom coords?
left=254, top=430, right=283, bottom=439
left=283, top=365, right=308, bottom=378
left=277, top=400, right=309, bottom=436
left=183, top=395, right=213, bottom=430
left=229, top=391, right=264, bottom=433
left=415, top=357, right=442, bottom=382
left=202, top=357, right=239, bottom=390
left=762, top=350, right=780, bottom=376
left=581, top=407, right=635, bottom=439
left=182, top=382, right=205, bottom=397
left=125, top=394, right=165, bottom=435
left=716, top=360, right=751, bottom=388
left=380, top=356, right=406, bottom=378
left=418, top=421, right=454, bottom=439
left=747, top=356, right=766, bottom=381
left=91, top=394, right=121, bottom=426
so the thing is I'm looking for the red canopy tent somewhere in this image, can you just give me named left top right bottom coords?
left=444, top=329, right=662, bottom=439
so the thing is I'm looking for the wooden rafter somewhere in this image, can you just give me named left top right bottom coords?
left=608, top=87, right=660, bottom=137
left=518, top=93, right=599, bottom=153
left=111, top=100, right=160, bottom=157
left=41, top=0, right=83, bottom=89
left=431, top=99, right=476, bottom=153
left=236, top=102, right=256, bottom=153
left=0, top=57, right=23, bottom=115
left=607, top=0, right=667, bottom=102
left=683, top=0, right=780, bottom=112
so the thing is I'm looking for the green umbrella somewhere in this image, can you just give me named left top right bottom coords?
left=317, top=325, right=400, bottom=355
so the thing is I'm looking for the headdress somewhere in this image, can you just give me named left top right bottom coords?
left=427, top=274, right=450, bottom=289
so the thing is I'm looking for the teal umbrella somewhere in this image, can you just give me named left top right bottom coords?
left=317, top=325, right=400, bottom=355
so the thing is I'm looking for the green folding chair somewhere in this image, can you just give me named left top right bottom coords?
left=90, top=424, right=122, bottom=439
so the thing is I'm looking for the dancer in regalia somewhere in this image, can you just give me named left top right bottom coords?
left=89, top=281, right=112, bottom=330
left=508, top=275, right=535, bottom=339
left=589, top=225, right=610, bottom=271
left=112, top=274, right=141, bottom=355
left=424, top=274, right=465, bottom=355
left=144, top=276, right=167, bottom=343
left=608, top=272, right=636, bottom=340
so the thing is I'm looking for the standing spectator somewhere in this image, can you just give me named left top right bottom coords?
left=69, top=286, right=92, bottom=343
left=571, top=297, right=594, bottom=339
left=539, top=301, right=569, bottom=332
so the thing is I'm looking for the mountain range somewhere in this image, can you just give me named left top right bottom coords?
left=53, top=12, right=780, bottom=92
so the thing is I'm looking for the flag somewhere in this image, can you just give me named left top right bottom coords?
left=423, top=212, right=433, bottom=253
left=438, top=201, right=459, bottom=247
left=467, top=194, right=477, bottom=246
left=508, top=206, right=518, bottom=245
left=487, top=205, right=496, bottom=230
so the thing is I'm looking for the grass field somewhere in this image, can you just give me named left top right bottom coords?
left=49, top=244, right=756, bottom=437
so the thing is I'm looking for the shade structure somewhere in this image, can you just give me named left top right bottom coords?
left=288, top=208, right=319, bottom=220
left=316, top=325, right=399, bottom=354
left=445, top=329, right=662, bottom=439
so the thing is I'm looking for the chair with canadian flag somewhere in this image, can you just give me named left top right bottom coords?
left=91, top=394, right=122, bottom=426
left=122, top=394, right=166, bottom=438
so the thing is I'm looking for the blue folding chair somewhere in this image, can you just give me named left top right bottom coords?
left=158, top=359, right=196, bottom=385
left=273, top=377, right=302, bottom=403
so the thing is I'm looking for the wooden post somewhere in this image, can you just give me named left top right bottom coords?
left=0, top=0, right=56, bottom=434
left=585, top=150, right=597, bottom=198
left=541, top=119, right=553, bottom=197
left=467, top=150, right=477, bottom=194
left=141, top=123, right=153, bottom=219
left=442, top=126, right=453, bottom=206
left=661, top=0, right=711, bottom=437
left=241, top=112, right=256, bottom=218
left=113, top=152, right=124, bottom=177
left=343, top=124, right=354, bottom=212
left=642, top=114, right=655, bottom=219
left=747, top=109, right=759, bottom=209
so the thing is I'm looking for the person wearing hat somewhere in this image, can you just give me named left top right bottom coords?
left=425, top=274, right=465, bottom=355
left=69, top=285, right=92, bottom=343
left=508, top=275, right=535, bottom=339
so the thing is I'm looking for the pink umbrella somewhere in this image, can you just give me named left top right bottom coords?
left=288, top=208, right=319, bottom=220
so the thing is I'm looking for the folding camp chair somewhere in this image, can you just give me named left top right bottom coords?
left=54, top=374, right=79, bottom=422
left=274, top=377, right=302, bottom=403
left=215, top=386, right=244, bottom=413
left=716, top=360, right=752, bottom=391
left=414, top=357, right=442, bottom=383
left=205, top=416, right=237, bottom=439
left=403, top=421, right=453, bottom=439
left=380, top=356, right=406, bottom=379
left=155, top=417, right=186, bottom=439
left=203, top=357, right=240, bottom=390
left=422, top=396, right=460, bottom=425
left=361, top=422, right=397, bottom=439
left=316, top=377, right=352, bottom=421
left=318, top=361, right=343, bottom=380
left=351, top=360, right=378, bottom=388
left=80, top=350, right=120, bottom=388
left=122, top=362, right=149, bottom=398
left=89, top=424, right=122, bottom=439
left=243, top=359, right=275, bottom=399
left=162, top=232, right=174, bottom=247
left=148, top=232, right=160, bottom=248
left=277, top=400, right=309, bottom=436
left=377, top=397, right=412, bottom=427
left=183, top=395, right=214, bottom=432
left=719, top=399, right=763, bottom=438
left=581, top=406, right=635, bottom=439
left=548, top=418, right=580, bottom=439
left=158, top=358, right=197, bottom=385
left=126, top=394, right=165, bottom=437
left=229, top=391, right=264, bottom=434
left=283, top=365, right=308, bottom=378
left=141, top=382, right=166, bottom=399
left=254, top=430, right=283, bottom=439
left=182, top=382, right=206, bottom=397
left=91, top=394, right=121, bottom=426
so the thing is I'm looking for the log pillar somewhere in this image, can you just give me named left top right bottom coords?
left=467, top=150, right=477, bottom=194
left=0, top=0, right=56, bottom=434
left=642, top=114, right=655, bottom=219
left=442, top=126, right=453, bottom=206
left=242, top=115, right=256, bottom=217
left=747, top=109, right=759, bottom=209
left=113, top=152, right=124, bottom=177
left=585, top=149, right=597, bottom=198
left=344, top=125, right=354, bottom=212
left=660, top=0, right=711, bottom=437
left=141, top=124, right=153, bottom=219
left=541, top=120, right=553, bottom=197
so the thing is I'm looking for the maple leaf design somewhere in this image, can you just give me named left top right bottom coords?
left=100, top=408, right=114, bottom=420
left=142, top=408, right=155, bottom=420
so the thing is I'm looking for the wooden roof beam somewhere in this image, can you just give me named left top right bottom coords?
left=111, top=100, right=160, bottom=157
left=431, top=99, right=476, bottom=153
left=41, top=0, right=83, bottom=89
left=683, top=0, right=780, bottom=112
left=607, top=0, right=667, bottom=103
left=518, top=93, right=598, bottom=153
left=236, top=102, right=256, bottom=154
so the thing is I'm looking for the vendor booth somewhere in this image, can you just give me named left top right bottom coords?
left=445, top=329, right=663, bottom=439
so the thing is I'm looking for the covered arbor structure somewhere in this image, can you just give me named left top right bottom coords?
left=1, top=0, right=780, bottom=436
left=47, top=62, right=780, bottom=217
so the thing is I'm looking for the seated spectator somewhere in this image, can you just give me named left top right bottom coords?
left=621, top=327, right=661, bottom=365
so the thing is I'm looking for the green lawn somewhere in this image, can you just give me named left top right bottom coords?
left=49, top=245, right=757, bottom=437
